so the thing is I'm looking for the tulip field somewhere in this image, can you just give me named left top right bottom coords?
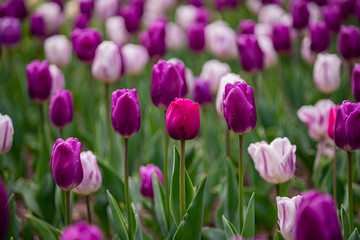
left=2, top=0, right=360, bottom=239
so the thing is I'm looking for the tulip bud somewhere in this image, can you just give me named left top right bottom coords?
left=0, top=177, right=9, bottom=239
left=44, top=35, right=72, bottom=68
left=295, top=190, right=341, bottom=240
left=51, top=138, right=83, bottom=191
left=257, top=35, right=278, bottom=69
left=167, top=58, right=188, bottom=97
left=49, top=65, right=65, bottom=96
left=310, top=22, right=330, bottom=53
left=291, top=0, right=309, bottom=29
left=258, top=4, right=285, bottom=25
left=215, top=0, right=237, bottom=10
left=140, top=19, right=166, bottom=58
left=0, top=0, right=27, bottom=20
left=119, top=5, right=141, bottom=33
left=175, top=5, right=209, bottom=29
left=71, top=28, right=102, bottom=63
left=105, top=16, right=130, bottom=45
left=276, top=195, right=302, bottom=240
left=322, top=4, right=343, bottom=32
left=327, top=106, right=338, bottom=139
left=111, top=89, right=141, bottom=138
left=271, top=23, right=291, bottom=52
left=140, top=164, right=163, bottom=198
left=248, top=137, right=296, bottom=184
left=122, top=44, right=149, bottom=76
left=32, top=3, right=64, bottom=37
left=237, top=19, right=255, bottom=35
left=26, top=60, right=53, bottom=102
left=166, top=98, right=200, bottom=140
left=352, top=63, right=360, bottom=102
left=60, top=222, right=103, bottom=240
left=0, top=114, right=14, bottom=155
left=165, top=22, right=185, bottom=51
left=49, top=89, right=73, bottom=129
left=297, top=99, right=335, bottom=141
left=79, top=0, right=94, bottom=15
left=200, top=59, right=231, bottom=93
left=73, top=151, right=102, bottom=195
left=313, top=53, right=341, bottom=94
left=94, top=0, right=118, bottom=21
left=73, top=13, right=90, bottom=30
left=192, top=78, right=212, bottom=105
left=30, top=13, right=45, bottom=37
left=187, top=23, right=205, bottom=52
left=337, top=25, right=360, bottom=61
left=334, top=100, right=360, bottom=152
left=237, top=34, right=264, bottom=73
left=0, top=17, right=21, bottom=46
left=223, top=81, right=257, bottom=134
left=301, top=36, right=316, bottom=65
left=355, top=1, right=360, bottom=24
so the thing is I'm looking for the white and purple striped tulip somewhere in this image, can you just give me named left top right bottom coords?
left=248, top=137, right=296, bottom=184
left=313, top=53, right=341, bottom=95
left=276, top=195, right=302, bottom=240
left=0, top=114, right=14, bottom=155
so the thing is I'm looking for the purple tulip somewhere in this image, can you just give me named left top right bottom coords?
left=352, top=63, right=360, bottom=102
left=192, top=78, right=212, bottom=105
left=130, top=0, right=144, bottom=16
left=111, top=89, right=141, bottom=138
left=140, top=19, right=166, bottom=58
left=329, top=0, right=354, bottom=19
left=334, top=100, right=360, bottom=152
left=140, top=164, right=164, bottom=199
left=189, top=0, right=203, bottom=7
left=30, top=3, right=64, bottom=37
left=26, top=60, right=52, bottom=102
left=168, top=58, right=188, bottom=97
left=0, top=177, right=9, bottom=239
left=355, top=1, right=360, bottom=24
left=322, top=4, right=343, bottom=32
left=119, top=6, right=141, bottom=33
left=79, top=0, right=94, bottom=15
left=237, top=34, right=264, bottom=73
left=187, top=23, right=205, bottom=52
left=51, top=138, right=83, bottom=191
left=49, top=89, right=73, bottom=129
left=223, top=81, right=257, bottom=135
left=237, top=19, right=255, bottom=35
left=166, top=98, right=200, bottom=140
left=0, top=17, right=21, bottom=46
left=295, top=190, right=341, bottom=240
left=71, top=28, right=102, bottom=63
left=271, top=23, right=291, bottom=52
left=310, top=22, right=330, bottom=52
left=309, top=0, right=328, bottom=6
left=291, top=0, right=310, bottom=29
left=214, top=0, right=237, bottom=10
left=0, top=0, right=27, bottom=20
left=61, top=222, right=103, bottom=240
left=337, top=25, right=360, bottom=61
left=73, top=13, right=91, bottom=29
left=30, top=13, right=45, bottom=37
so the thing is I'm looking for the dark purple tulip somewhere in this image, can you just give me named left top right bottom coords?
left=130, top=0, right=144, bottom=16
left=0, top=17, right=21, bottom=46
left=192, top=78, right=212, bottom=105
left=169, top=59, right=187, bottom=97
left=355, top=1, right=360, bottom=24
left=296, top=190, right=341, bottom=240
left=79, top=0, right=94, bottom=15
left=51, top=138, right=83, bottom=191
left=337, top=25, right=360, bottom=60
left=187, top=23, right=205, bottom=52
left=214, top=0, right=237, bottom=10
left=189, top=0, right=203, bottom=7
left=237, top=19, right=255, bottom=35
left=61, top=222, right=103, bottom=240
left=0, top=177, right=9, bottom=240
left=291, top=0, right=310, bottom=29
left=26, top=60, right=52, bottom=102
left=151, top=59, right=186, bottom=110
left=310, top=22, right=330, bottom=52
left=71, top=28, right=102, bottom=63
left=334, top=100, right=360, bottom=152
left=237, top=34, right=264, bottom=73
left=119, top=6, right=141, bottom=33
left=271, top=23, right=291, bottom=52
left=49, top=89, right=73, bottom=129
left=196, top=7, right=210, bottom=24
left=0, top=0, right=27, bottom=20
left=30, top=13, right=45, bottom=37
left=111, top=89, right=141, bottom=138
left=223, top=81, right=256, bottom=135
left=309, top=0, right=328, bottom=6
left=73, top=13, right=90, bottom=29
left=322, top=4, right=343, bottom=32
left=352, top=63, right=360, bottom=102
left=261, top=0, right=281, bottom=4
left=329, top=0, right=354, bottom=19
left=140, top=20, right=166, bottom=58
left=140, top=164, right=164, bottom=199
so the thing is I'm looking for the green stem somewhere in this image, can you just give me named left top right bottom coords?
left=37, top=103, right=47, bottom=181
left=86, top=195, right=92, bottom=224
left=333, top=146, right=337, bottom=208
left=163, top=112, right=170, bottom=219
left=105, top=83, right=113, bottom=166
left=180, top=140, right=186, bottom=221
left=239, top=135, right=244, bottom=233
left=124, top=138, right=133, bottom=240
left=65, top=191, right=70, bottom=226
left=152, top=200, right=156, bottom=240
left=59, top=128, right=63, bottom=139
left=88, top=66, right=96, bottom=150
left=226, top=127, right=230, bottom=159
left=348, top=151, right=354, bottom=230
left=276, top=184, right=280, bottom=197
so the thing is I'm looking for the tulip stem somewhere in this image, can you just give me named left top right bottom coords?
left=180, top=140, right=186, bottom=221
left=105, top=83, right=113, bottom=166
left=86, top=195, right=92, bottom=224
left=226, top=127, right=230, bottom=159
left=333, top=146, right=337, bottom=208
left=37, top=103, right=48, bottom=181
left=59, top=128, right=63, bottom=139
left=124, top=138, right=133, bottom=240
left=239, top=134, right=244, bottom=233
left=65, top=191, right=70, bottom=226
left=276, top=184, right=280, bottom=197
left=152, top=200, right=156, bottom=240
left=88, top=66, right=96, bottom=150
left=347, top=151, right=354, bottom=230
left=163, top=113, right=170, bottom=220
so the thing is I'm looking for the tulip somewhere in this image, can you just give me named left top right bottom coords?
left=200, top=59, right=231, bottom=93
left=237, top=34, right=264, bottom=73
left=71, top=28, right=102, bottom=63
left=0, top=0, right=27, bottom=20
left=337, top=25, right=360, bottom=61
left=105, top=16, right=130, bottom=45
left=31, top=3, right=64, bottom=37
left=26, top=60, right=53, bottom=102
left=0, top=17, right=21, bottom=46
left=271, top=23, right=291, bottom=52
left=313, top=53, right=341, bottom=94
left=79, top=0, right=94, bottom=15
left=165, top=22, right=185, bottom=51
left=327, top=106, right=338, bottom=139
left=237, top=19, right=255, bottom=35
left=94, top=0, right=118, bottom=21
left=291, top=0, right=309, bottom=29
left=355, top=1, right=360, bottom=24
left=310, top=22, right=330, bottom=53
left=60, top=222, right=103, bottom=240
left=140, top=19, right=166, bottom=58
left=301, top=37, right=316, bottom=65
left=189, top=0, right=202, bottom=7
left=140, top=164, right=164, bottom=198
left=276, top=195, right=302, bottom=240
left=49, top=89, right=73, bottom=129
left=0, top=113, right=14, bottom=155
left=131, top=0, right=144, bottom=16
left=248, top=137, right=296, bottom=184
left=352, top=63, right=360, bottom=102
left=192, top=78, right=212, bottom=105
left=167, top=58, right=188, bottom=97
left=254, top=23, right=272, bottom=38
left=49, top=65, right=65, bottom=96
left=0, top=177, right=9, bottom=239
left=331, top=0, right=353, bottom=19
left=175, top=5, right=209, bottom=29
left=257, top=35, right=278, bottom=69
left=122, top=44, right=149, bottom=76
left=119, top=5, right=141, bottom=33
left=30, top=13, right=45, bottom=37
left=214, top=0, right=237, bottom=10
left=322, top=3, right=343, bottom=32
left=295, top=190, right=341, bottom=240
left=258, top=4, right=285, bottom=25
left=187, top=23, right=205, bottom=52
left=73, top=13, right=91, bottom=30
left=44, top=35, right=72, bottom=68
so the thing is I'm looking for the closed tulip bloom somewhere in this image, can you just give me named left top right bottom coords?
left=49, top=90, right=73, bottom=129
left=111, top=89, right=141, bottom=138
left=175, top=5, right=209, bottom=29
left=140, top=20, right=166, bottom=58
left=223, top=81, right=256, bottom=134
left=334, top=100, right=360, bottom=152
left=301, top=37, right=316, bottom=65
left=355, top=1, right=360, bottom=24
left=26, top=60, right=53, bottom=102
left=322, top=4, right=343, bottom=32
left=105, top=16, right=130, bottom=45
left=119, top=5, right=141, bottom=33
left=297, top=99, right=335, bottom=141
left=71, top=28, right=102, bottom=63
left=168, top=58, right=188, bottom=97
left=258, top=4, right=286, bottom=25
left=0, top=17, right=21, bottom=46
left=33, top=3, right=64, bottom=37
left=0, top=178, right=9, bottom=239
left=295, top=190, right=341, bottom=240
left=216, top=73, right=243, bottom=116
left=51, top=138, right=83, bottom=191
left=352, top=63, right=360, bottom=102
left=313, top=53, right=341, bottom=94
left=238, top=19, right=255, bottom=35
left=214, top=0, right=237, bottom=10
left=44, top=35, right=72, bottom=68
left=291, top=0, right=309, bottom=29
left=258, top=35, right=278, bottom=69
left=192, top=78, right=212, bottom=105
left=122, top=44, right=149, bottom=76
left=200, top=59, right=231, bottom=93
left=0, top=0, right=27, bottom=20
left=166, top=98, right=200, bottom=140
left=73, top=13, right=91, bottom=30
left=237, top=34, right=264, bottom=73
left=187, top=23, right=205, bottom=52
left=61, top=222, right=103, bottom=240
left=276, top=195, right=302, bottom=240
left=73, top=151, right=102, bottom=195
left=0, top=114, right=14, bottom=155
left=94, top=0, right=118, bottom=21
left=248, top=137, right=296, bottom=184
left=310, top=22, right=330, bottom=52
left=165, top=22, right=186, bottom=51
left=49, top=65, right=65, bottom=96
left=271, top=23, right=291, bottom=52
left=140, top=164, right=164, bottom=198
left=327, top=105, right=338, bottom=139
left=30, top=13, right=45, bottom=37
left=79, top=0, right=94, bottom=15
left=337, top=25, right=360, bottom=60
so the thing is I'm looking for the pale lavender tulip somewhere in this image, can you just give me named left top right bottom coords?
left=0, top=114, right=14, bottom=155
left=313, top=53, right=341, bottom=94
left=49, top=65, right=65, bottom=96
left=44, top=35, right=72, bottom=68
left=105, top=16, right=130, bottom=45
left=301, top=37, right=316, bottom=65
left=34, top=2, right=64, bottom=36
left=122, top=44, right=149, bottom=76
left=94, top=0, right=118, bottom=21
left=257, top=35, right=278, bottom=69
left=258, top=4, right=286, bottom=25
left=165, top=22, right=186, bottom=51
left=276, top=195, right=302, bottom=240
left=200, top=59, right=231, bottom=93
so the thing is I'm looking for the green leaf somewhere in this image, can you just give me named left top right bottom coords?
left=274, top=229, right=285, bottom=240
left=14, top=178, right=42, bottom=217
left=225, top=161, right=238, bottom=226
left=99, top=160, right=125, bottom=203
left=201, top=227, right=226, bottom=240
left=170, top=146, right=195, bottom=225
left=131, top=204, right=143, bottom=240
left=106, top=190, right=129, bottom=240
left=173, top=177, right=207, bottom=240
left=349, top=229, right=360, bottom=240
left=341, top=205, right=351, bottom=240
left=152, top=172, right=169, bottom=236
left=222, top=215, right=238, bottom=239
left=6, top=194, right=20, bottom=240
left=26, top=214, right=60, bottom=240
left=241, top=192, right=255, bottom=239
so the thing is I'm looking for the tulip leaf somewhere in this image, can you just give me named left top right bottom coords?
left=274, top=229, right=285, bottom=240
left=349, top=228, right=360, bottom=240
left=225, top=160, right=238, bottom=226
left=341, top=205, right=351, bottom=240
left=201, top=227, right=226, bottom=240
left=99, top=160, right=125, bottom=203
left=13, top=179, right=42, bottom=218
left=222, top=215, right=239, bottom=239
left=106, top=190, right=129, bottom=240
left=131, top=203, right=143, bottom=240
left=241, top=192, right=255, bottom=239
left=26, top=214, right=60, bottom=240
left=173, top=177, right=207, bottom=240
left=170, top=146, right=195, bottom=225
left=152, top=172, right=169, bottom=236
left=6, top=194, right=20, bottom=240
